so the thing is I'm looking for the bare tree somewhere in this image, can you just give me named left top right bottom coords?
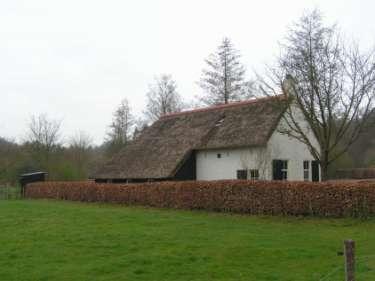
left=69, top=131, right=93, bottom=176
left=144, top=74, right=184, bottom=122
left=106, top=98, right=134, bottom=150
left=70, top=131, right=93, bottom=151
left=132, top=118, right=149, bottom=140
left=199, top=37, right=255, bottom=105
left=26, top=114, right=62, bottom=164
left=258, top=10, right=375, bottom=180
left=69, top=131, right=92, bottom=161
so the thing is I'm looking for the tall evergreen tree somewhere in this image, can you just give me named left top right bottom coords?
left=106, top=99, right=134, bottom=153
left=199, top=37, right=253, bottom=105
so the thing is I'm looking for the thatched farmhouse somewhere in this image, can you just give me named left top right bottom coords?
left=94, top=95, right=320, bottom=182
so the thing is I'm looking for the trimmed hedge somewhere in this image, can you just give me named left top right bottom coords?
left=25, top=180, right=375, bottom=217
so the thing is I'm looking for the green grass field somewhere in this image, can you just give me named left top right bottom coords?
left=0, top=200, right=374, bottom=281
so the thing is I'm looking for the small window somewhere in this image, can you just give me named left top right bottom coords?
left=281, top=160, right=288, bottom=180
left=217, top=153, right=221, bottom=158
left=249, top=169, right=259, bottom=180
left=215, top=117, right=225, bottom=127
left=303, top=161, right=310, bottom=181
left=273, top=160, right=288, bottom=180
left=237, top=170, right=247, bottom=180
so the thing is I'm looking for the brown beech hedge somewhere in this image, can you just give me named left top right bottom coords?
left=25, top=180, right=375, bottom=217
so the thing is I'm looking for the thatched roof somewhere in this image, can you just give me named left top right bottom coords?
left=94, top=96, right=286, bottom=180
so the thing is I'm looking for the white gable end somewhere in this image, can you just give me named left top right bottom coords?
left=196, top=104, right=321, bottom=181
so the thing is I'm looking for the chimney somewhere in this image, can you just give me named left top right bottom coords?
left=282, top=74, right=296, bottom=97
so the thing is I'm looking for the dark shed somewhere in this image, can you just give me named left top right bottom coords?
left=19, top=172, right=48, bottom=195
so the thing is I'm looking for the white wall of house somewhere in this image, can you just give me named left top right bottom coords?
left=196, top=148, right=265, bottom=180
left=196, top=106, right=321, bottom=181
left=266, top=127, right=318, bottom=181
left=267, top=104, right=321, bottom=181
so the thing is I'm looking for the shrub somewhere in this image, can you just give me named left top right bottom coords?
left=25, top=180, right=375, bottom=217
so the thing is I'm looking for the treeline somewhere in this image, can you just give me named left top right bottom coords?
left=347, top=113, right=375, bottom=168
left=0, top=132, right=106, bottom=185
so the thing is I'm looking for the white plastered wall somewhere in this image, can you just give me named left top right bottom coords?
left=267, top=104, right=320, bottom=181
left=196, top=147, right=269, bottom=180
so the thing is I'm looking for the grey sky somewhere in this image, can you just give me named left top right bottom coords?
left=1, top=0, right=374, bottom=144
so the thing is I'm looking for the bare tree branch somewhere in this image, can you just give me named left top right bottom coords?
left=259, top=9, right=375, bottom=180
left=144, top=74, right=184, bottom=122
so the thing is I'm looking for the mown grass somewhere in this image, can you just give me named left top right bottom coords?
left=0, top=200, right=374, bottom=281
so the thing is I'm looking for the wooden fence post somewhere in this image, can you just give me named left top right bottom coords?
left=344, top=240, right=355, bottom=281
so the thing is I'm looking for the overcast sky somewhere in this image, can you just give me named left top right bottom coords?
left=1, top=0, right=374, bottom=145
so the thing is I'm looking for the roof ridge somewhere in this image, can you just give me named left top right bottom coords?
left=160, top=95, right=284, bottom=119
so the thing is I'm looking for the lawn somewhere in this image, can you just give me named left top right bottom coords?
left=0, top=200, right=374, bottom=281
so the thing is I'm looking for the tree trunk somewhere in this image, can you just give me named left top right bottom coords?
left=320, top=149, right=329, bottom=181
left=321, top=161, right=329, bottom=181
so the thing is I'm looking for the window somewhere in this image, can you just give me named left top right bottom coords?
left=249, top=169, right=259, bottom=180
left=273, top=160, right=288, bottom=180
left=312, top=160, right=320, bottom=182
left=237, top=170, right=247, bottom=180
left=217, top=153, right=222, bottom=158
left=303, top=161, right=310, bottom=181
left=281, top=161, right=288, bottom=180
left=215, top=117, right=225, bottom=127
